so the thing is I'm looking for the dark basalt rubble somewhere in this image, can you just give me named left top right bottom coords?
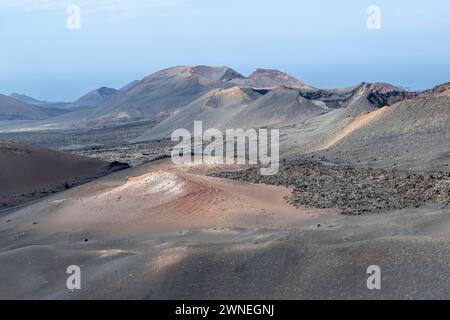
left=211, top=160, right=450, bottom=215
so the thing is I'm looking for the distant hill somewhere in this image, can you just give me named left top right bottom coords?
left=231, top=68, right=315, bottom=90
left=133, top=80, right=414, bottom=142
left=119, top=80, right=139, bottom=92
left=2, top=66, right=449, bottom=172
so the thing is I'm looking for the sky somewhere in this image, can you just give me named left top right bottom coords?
left=0, top=0, right=450, bottom=101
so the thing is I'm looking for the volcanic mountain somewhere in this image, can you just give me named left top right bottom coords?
left=9, top=93, right=70, bottom=109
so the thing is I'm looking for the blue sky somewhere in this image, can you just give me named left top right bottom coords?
left=1, top=0, right=449, bottom=101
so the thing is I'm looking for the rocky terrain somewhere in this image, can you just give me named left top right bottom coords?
left=212, top=160, right=450, bottom=215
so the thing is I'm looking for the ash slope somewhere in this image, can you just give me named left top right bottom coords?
left=0, top=140, right=126, bottom=209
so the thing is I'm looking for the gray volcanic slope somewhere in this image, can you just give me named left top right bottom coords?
left=313, top=95, right=450, bottom=171
left=275, top=83, right=421, bottom=160
left=228, top=86, right=327, bottom=129
left=9, top=93, right=70, bottom=109
left=9, top=93, right=46, bottom=105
